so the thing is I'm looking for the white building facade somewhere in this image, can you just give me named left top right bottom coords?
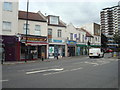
left=2, top=0, right=18, bottom=36
left=47, top=15, right=67, bottom=58
left=18, top=11, right=48, bottom=60
left=80, top=23, right=101, bottom=47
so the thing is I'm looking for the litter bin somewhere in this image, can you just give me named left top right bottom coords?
left=113, top=52, right=117, bottom=57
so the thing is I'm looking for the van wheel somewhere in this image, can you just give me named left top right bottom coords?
left=89, top=56, right=92, bottom=58
left=102, top=54, right=104, bottom=58
left=98, top=54, right=100, bottom=58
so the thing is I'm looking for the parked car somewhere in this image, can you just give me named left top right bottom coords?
left=105, top=49, right=113, bottom=53
left=89, top=48, right=104, bottom=58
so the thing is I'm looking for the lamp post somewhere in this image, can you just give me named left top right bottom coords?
left=25, top=0, right=29, bottom=62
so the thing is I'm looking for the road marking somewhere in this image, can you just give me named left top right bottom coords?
left=26, top=68, right=64, bottom=75
left=84, top=61, right=99, bottom=66
left=43, top=67, right=83, bottom=76
left=0, top=80, right=9, bottom=82
left=19, top=65, right=60, bottom=72
left=70, top=67, right=83, bottom=71
left=43, top=70, right=69, bottom=76
left=73, top=62, right=84, bottom=64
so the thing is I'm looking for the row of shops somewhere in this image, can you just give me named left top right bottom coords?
left=1, top=35, right=100, bottom=61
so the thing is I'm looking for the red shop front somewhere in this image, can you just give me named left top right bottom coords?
left=19, top=34, right=48, bottom=61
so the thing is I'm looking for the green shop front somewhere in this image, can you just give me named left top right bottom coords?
left=76, top=44, right=101, bottom=56
left=48, top=39, right=65, bottom=59
left=76, top=44, right=88, bottom=56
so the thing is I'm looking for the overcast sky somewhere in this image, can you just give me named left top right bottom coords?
left=19, top=0, right=119, bottom=27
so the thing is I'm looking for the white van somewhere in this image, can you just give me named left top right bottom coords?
left=89, top=48, right=104, bottom=58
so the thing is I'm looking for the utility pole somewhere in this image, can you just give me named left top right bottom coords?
left=25, top=0, right=29, bottom=62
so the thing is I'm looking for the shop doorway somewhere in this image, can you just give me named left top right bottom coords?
left=38, top=45, right=46, bottom=59
left=68, top=46, right=75, bottom=56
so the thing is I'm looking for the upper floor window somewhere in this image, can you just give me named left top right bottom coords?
left=70, top=33, right=73, bottom=40
left=48, top=28, right=52, bottom=35
left=23, top=24, right=30, bottom=34
left=57, top=29, right=62, bottom=37
left=82, top=35, right=85, bottom=42
left=88, top=37, right=91, bottom=41
left=78, top=33, right=81, bottom=42
left=49, top=16, right=59, bottom=25
left=3, top=2, right=12, bottom=11
left=95, top=37, right=97, bottom=42
left=2, top=21, right=11, bottom=31
left=35, top=25, right=41, bottom=35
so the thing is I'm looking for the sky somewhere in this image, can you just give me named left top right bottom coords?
left=19, top=0, right=120, bottom=27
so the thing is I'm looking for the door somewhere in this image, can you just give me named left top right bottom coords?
left=5, top=46, right=15, bottom=61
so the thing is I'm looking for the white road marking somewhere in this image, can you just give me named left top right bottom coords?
left=43, top=67, right=83, bottom=76
left=19, top=65, right=60, bottom=72
left=43, top=70, right=69, bottom=76
left=70, top=67, right=83, bottom=71
left=26, top=68, right=64, bottom=75
left=84, top=61, right=99, bottom=66
left=0, top=80, right=9, bottom=82
left=73, top=62, right=84, bottom=64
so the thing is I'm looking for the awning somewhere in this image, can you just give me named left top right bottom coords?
left=22, top=42, right=48, bottom=46
left=76, top=44, right=87, bottom=47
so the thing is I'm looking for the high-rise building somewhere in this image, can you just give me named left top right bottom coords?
left=100, top=2, right=120, bottom=48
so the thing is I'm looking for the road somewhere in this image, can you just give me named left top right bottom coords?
left=2, top=53, right=119, bottom=88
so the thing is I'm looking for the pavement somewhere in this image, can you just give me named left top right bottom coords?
left=1, top=55, right=88, bottom=65
left=1, top=52, right=119, bottom=65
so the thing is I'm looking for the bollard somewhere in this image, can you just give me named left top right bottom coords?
left=42, top=57, right=44, bottom=61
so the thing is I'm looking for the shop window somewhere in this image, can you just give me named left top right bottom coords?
left=2, top=21, right=11, bottom=31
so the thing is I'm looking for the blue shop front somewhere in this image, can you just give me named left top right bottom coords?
left=67, top=40, right=76, bottom=56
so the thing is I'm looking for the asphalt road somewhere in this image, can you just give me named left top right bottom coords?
left=2, top=53, right=119, bottom=88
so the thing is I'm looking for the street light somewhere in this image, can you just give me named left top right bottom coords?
left=25, top=0, right=29, bottom=62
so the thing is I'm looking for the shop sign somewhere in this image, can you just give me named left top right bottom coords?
left=67, top=41, right=76, bottom=45
left=21, top=37, right=47, bottom=42
left=52, top=39, right=63, bottom=43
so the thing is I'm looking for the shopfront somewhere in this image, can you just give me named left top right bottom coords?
left=20, top=34, right=48, bottom=61
left=67, top=41, right=76, bottom=56
left=2, top=35, right=48, bottom=61
left=76, top=44, right=88, bottom=56
left=49, top=39, right=65, bottom=58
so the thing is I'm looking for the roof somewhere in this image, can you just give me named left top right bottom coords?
left=46, top=15, right=66, bottom=27
left=80, top=28, right=93, bottom=37
left=18, top=11, right=47, bottom=22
